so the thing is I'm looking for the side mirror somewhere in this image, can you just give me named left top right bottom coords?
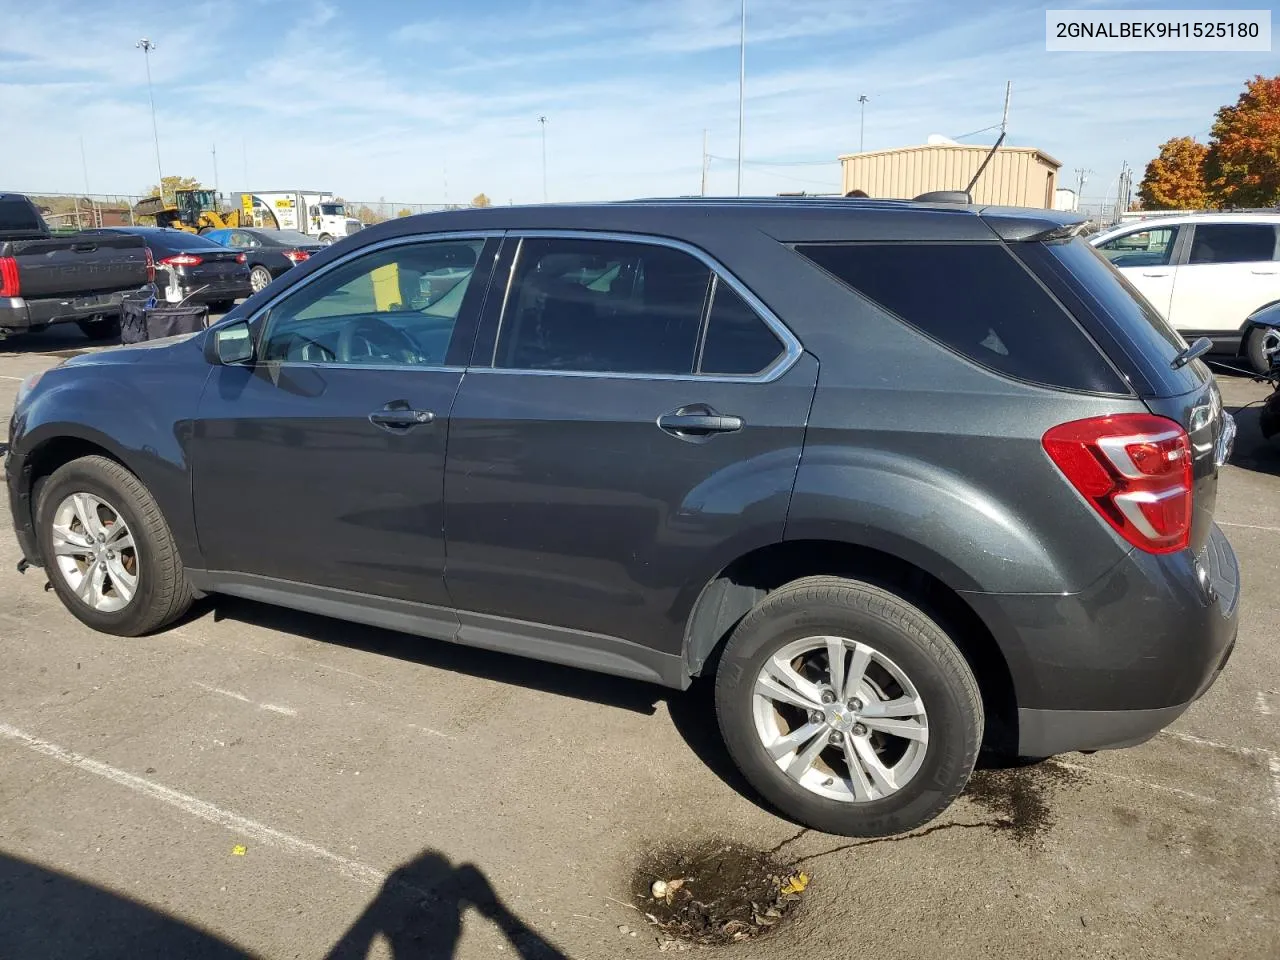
left=207, top=320, right=253, bottom=365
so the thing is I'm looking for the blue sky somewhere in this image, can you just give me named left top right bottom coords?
left=0, top=0, right=1276, bottom=205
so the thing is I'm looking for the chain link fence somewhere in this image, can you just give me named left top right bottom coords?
left=341, top=200, right=478, bottom=224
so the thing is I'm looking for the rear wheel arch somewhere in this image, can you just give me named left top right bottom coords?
left=682, top=538, right=1021, bottom=757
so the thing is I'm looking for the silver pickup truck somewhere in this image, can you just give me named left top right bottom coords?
left=0, top=193, right=152, bottom=341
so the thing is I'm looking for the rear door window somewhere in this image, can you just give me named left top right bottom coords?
left=494, top=237, right=710, bottom=375
left=1187, top=224, right=1279, bottom=264
left=795, top=241, right=1125, bottom=393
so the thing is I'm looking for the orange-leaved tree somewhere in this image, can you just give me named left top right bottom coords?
left=1204, top=74, right=1280, bottom=208
left=1138, top=137, right=1209, bottom=209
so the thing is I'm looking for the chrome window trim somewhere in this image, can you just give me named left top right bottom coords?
left=229, top=230, right=502, bottom=373
left=486, top=229, right=803, bottom=384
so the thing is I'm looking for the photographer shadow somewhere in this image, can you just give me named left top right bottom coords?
left=325, top=850, right=568, bottom=960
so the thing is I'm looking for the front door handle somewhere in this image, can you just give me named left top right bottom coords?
left=369, top=401, right=434, bottom=431
left=1251, top=269, right=1279, bottom=275
left=1141, top=271, right=1172, bottom=277
left=658, top=404, right=744, bottom=440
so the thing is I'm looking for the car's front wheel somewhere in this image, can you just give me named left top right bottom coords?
left=1246, top=325, right=1279, bottom=375
left=35, top=456, right=193, bottom=636
left=715, top=576, right=983, bottom=836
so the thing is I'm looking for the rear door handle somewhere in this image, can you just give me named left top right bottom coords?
left=1250, top=269, right=1278, bottom=275
left=369, top=403, right=434, bottom=431
left=1141, top=271, right=1172, bottom=277
left=658, top=405, right=743, bottom=440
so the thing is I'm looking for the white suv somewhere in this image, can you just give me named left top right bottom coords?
left=1090, top=213, right=1280, bottom=373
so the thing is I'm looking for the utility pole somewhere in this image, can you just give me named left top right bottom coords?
left=701, top=129, right=709, bottom=196
left=79, top=136, right=94, bottom=228
left=858, top=95, right=869, bottom=153
left=136, top=39, right=163, bottom=194
left=736, top=0, right=746, bottom=195
left=242, top=138, right=249, bottom=189
left=538, top=116, right=548, bottom=203
left=212, top=143, right=219, bottom=195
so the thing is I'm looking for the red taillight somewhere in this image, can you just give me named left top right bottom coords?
left=236, top=252, right=247, bottom=264
left=0, top=256, right=19, bottom=297
left=161, top=253, right=203, bottom=267
left=144, top=246, right=155, bottom=283
left=283, top=250, right=310, bottom=264
left=1043, top=414, right=1193, bottom=554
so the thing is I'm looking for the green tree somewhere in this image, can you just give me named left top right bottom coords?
left=144, top=175, right=204, bottom=203
left=1204, top=74, right=1280, bottom=208
left=1138, top=137, right=1210, bottom=210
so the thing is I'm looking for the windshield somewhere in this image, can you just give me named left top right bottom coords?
left=320, top=203, right=345, bottom=216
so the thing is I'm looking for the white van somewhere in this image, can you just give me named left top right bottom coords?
left=1090, top=213, right=1280, bottom=372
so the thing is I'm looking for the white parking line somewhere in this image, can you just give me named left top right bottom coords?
left=1217, top=521, right=1280, bottom=534
left=192, top=681, right=297, bottom=717
left=0, top=375, right=27, bottom=381
left=1160, top=729, right=1273, bottom=758
left=0, top=721, right=386, bottom=887
left=1258, top=692, right=1275, bottom=717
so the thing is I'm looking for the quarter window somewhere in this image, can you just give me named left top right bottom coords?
left=698, top=280, right=784, bottom=375
left=796, top=241, right=1125, bottom=393
left=1187, top=224, right=1279, bottom=265
left=260, top=239, right=484, bottom=366
left=494, top=238, right=711, bottom=375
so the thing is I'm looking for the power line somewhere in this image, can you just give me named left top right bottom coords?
left=951, top=123, right=1002, bottom=141
left=707, top=154, right=838, bottom=167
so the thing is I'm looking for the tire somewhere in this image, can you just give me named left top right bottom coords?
left=1245, top=326, right=1276, bottom=375
left=318, top=234, right=334, bottom=245
left=714, top=576, right=983, bottom=836
left=249, top=265, right=272, bottom=294
left=76, top=316, right=120, bottom=341
left=35, top=456, right=193, bottom=636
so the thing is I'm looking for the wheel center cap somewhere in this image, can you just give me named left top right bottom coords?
left=825, top=704, right=856, bottom=732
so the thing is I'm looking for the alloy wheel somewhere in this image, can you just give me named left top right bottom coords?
left=50, top=492, right=139, bottom=613
left=752, top=635, right=929, bottom=803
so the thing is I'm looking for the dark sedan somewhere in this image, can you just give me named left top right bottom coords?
left=203, top=228, right=325, bottom=294
left=83, top=227, right=251, bottom=310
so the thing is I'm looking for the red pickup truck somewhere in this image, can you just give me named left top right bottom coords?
left=0, top=192, right=153, bottom=342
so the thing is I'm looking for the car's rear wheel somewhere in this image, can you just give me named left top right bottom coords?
left=249, top=265, right=272, bottom=293
left=35, top=456, right=193, bottom=636
left=714, top=576, right=983, bottom=836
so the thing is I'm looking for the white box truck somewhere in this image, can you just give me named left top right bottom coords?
left=244, top=191, right=362, bottom=244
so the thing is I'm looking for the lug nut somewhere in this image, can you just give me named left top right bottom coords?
left=852, top=723, right=868, bottom=736
left=849, top=698, right=863, bottom=710
left=809, top=711, right=823, bottom=724
left=820, top=690, right=835, bottom=704
left=828, top=732, right=842, bottom=745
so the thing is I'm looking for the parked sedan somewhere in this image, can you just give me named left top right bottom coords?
left=203, top=228, right=325, bottom=294
left=83, top=227, right=251, bottom=311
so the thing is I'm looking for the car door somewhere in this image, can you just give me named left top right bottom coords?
left=1169, top=222, right=1280, bottom=337
left=442, top=233, right=818, bottom=665
left=1092, top=224, right=1180, bottom=318
left=191, top=234, right=499, bottom=607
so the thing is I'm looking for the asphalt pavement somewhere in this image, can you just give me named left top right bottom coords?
left=1, top=324, right=1278, bottom=960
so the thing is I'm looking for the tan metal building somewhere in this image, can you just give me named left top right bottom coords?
left=839, top=143, right=1062, bottom=208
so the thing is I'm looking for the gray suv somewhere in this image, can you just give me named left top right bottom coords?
left=5, top=198, right=1239, bottom=836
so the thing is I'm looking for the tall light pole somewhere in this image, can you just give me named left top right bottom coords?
left=736, top=0, right=746, bottom=195
left=858, top=95, right=869, bottom=153
left=538, top=116, right=548, bottom=203
left=136, top=39, right=163, bottom=194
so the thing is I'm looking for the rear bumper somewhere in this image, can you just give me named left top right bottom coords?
left=963, top=523, right=1240, bottom=757
left=178, top=278, right=252, bottom=304
left=0, top=290, right=132, bottom=332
